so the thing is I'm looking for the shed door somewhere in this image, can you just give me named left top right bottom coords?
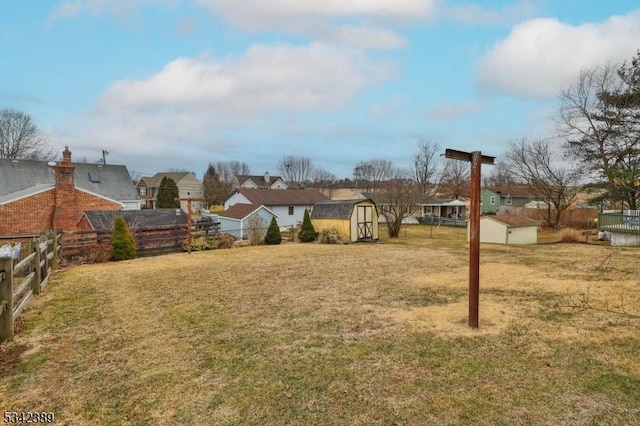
left=357, top=206, right=374, bottom=240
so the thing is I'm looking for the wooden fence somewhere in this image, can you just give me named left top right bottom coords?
left=1, top=232, right=61, bottom=342
left=61, top=223, right=219, bottom=260
left=498, top=206, right=598, bottom=228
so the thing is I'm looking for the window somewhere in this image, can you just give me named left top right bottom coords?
left=139, top=187, right=147, bottom=196
left=288, top=206, right=294, bottom=215
left=490, top=196, right=496, bottom=205
left=505, top=197, right=512, bottom=206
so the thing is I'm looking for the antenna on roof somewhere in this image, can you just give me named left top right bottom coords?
left=102, top=149, right=110, bottom=165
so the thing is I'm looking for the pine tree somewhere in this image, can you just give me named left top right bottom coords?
left=264, top=217, right=282, bottom=245
left=298, top=208, right=316, bottom=242
left=202, top=163, right=223, bottom=207
left=110, top=216, right=136, bottom=260
left=157, top=176, right=180, bottom=208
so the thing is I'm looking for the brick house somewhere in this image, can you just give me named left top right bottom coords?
left=0, top=148, right=139, bottom=234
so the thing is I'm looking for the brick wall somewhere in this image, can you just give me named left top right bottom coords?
left=0, top=190, right=56, bottom=234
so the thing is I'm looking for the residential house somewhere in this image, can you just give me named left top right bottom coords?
left=0, top=147, right=139, bottom=234
left=469, top=215, right=540, bottom=245
left=233, top=172, right=288, bottom=190
left=136, top=172, right=204, bottom=212
left=224, top=188, right=329, bottom=227
left=311, top=198, right=379, bottom=242
left=219, top=203, right=278, bottom=240
left=358, top=192, right=468, bottom=223
left=481, top=186, right=536, bottom=215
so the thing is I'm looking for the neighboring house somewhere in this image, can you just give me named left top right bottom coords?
left=78, top=209, right=188, bottom=230
left=224, top=188, right=329, bottom=227
left=418, top=197, right=469, bottom=219
left=469, top=215, right=539, bottom=245
left=0, top=148, right=140, bottom=234
left=481, top=186, right=536, bottom=215
left=219, top=203, right=278, bottom=240
left=358, top=192, right=468, bottom=222
left=311, top=199, right=379, bottom=242
left=233, top=172, right=288, bottom=190
left=136, top=172, right=204, bottom=212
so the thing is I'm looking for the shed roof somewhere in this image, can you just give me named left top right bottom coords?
left=220, top=203, right=277, bottom=221
left=82, top=209, right=187, bottom=230
left=0, top=158, right=138, bottom=204
left=311, top=199, right=374, bottom=220
left=231, top=188, right=329, bottom=206
left=485, top=215, right=540, bottom=227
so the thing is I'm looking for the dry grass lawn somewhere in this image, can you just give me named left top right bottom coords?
left=1, top=225, right=639, bottom=425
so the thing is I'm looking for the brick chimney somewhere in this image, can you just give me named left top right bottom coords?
left=52, top=147, right=79, bottom=230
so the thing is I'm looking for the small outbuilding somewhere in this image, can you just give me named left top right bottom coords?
left=311, top=198, right=379, bottom=242
left=219, top=204, right=278, bottom=240
left=469, top=215, right=539, bottom=245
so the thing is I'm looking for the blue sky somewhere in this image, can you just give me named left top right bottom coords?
left=2, top=1, right=639, bottom=179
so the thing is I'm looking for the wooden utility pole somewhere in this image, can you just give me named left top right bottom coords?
left=176, top=194, right=204, bottom=254
left=444, top=149, right=495, bottom=328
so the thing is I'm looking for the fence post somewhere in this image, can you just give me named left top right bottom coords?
left=0, top=256, right=14, bottom=342
left=32, top=238, right=42, bottom=295
left=52, top=231, right=59, bottom=269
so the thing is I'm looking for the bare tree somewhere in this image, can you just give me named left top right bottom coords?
left=0, top=109, right=53, bottom=160
left=207, top=160, right=250, bottom=202
left=413, top=140, right=444, bottom=196
left=354, top=159, right=394, bottom=192
left=378, top=167, right=419, bottom=238
left=441, top=159, right=470, bottom=198
left=310, top=168, right=337, bottom=197
left=559, top=60, right=640, bottom=208
left=246, top=214, right=266, bottom=246
left=277, top=155, right=314, bottom=184
left=483, top=160, right=517, bottom=187
left=506, top=139, right=580, bottom=229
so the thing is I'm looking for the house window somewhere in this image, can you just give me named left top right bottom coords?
left=288, top=206, right=294, bottom=215
left=490, top=196, right=496, bottom=205
left=139, top=187, right=147, bottom=196
left=505, top=197, right=512, bottom=206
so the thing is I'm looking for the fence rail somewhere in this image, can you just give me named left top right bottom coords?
left=599, top=211, right=640, bottom=234
left=1, top=232, right=61, bottom=342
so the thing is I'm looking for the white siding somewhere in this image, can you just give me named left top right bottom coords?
left=224, top=192, right=252, bottom=210
left=468, top=217, right=538, bottom=244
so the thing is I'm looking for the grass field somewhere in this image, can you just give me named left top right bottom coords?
left=1, top=225, right=639, bottom=425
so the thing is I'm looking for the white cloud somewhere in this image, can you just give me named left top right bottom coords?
left=48, top=0, right=179, bottom=23
left=477, top=11, right=640, bottom=98
left=446, top=1, right=537, bottom=26
left=99, top=43, right=393, bottom=112
left=54, top=42, right=395, bottom=172
left=196, top=0, right=437, bottom=28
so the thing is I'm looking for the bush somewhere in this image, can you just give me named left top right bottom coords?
left=319, top=227, right=344, bottom=244
left=215, top=233, right=237, bottom=249
left=110, top=216, right=136, bottom=261
left=559, top=228, right=583, bottom=243
left=298, top=209, right=316, bottom=242
left=184, top=236, right=218, bottom=251
left=265, top=217, right=282, bottom=245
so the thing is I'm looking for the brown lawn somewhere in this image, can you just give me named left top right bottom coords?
left=1, top=225, right=639, bottom=425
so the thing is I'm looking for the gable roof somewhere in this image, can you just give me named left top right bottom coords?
left=236, top=174, right=285, bottom=188
left=311, top=199, right=375, bottom=220
left=220, top=203, right=278, bottom=221
left=483, top=186, right=535, bottom=198
left=231, top=188, right=329, bottom=206
left=485, top=215, right=540, bottom=227
left=0, top=158, right=138, bottom=205
left=82, top=209, right=187, bottom=230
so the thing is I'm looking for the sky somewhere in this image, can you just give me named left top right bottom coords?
left=2, top=1, right=639, bottom=180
